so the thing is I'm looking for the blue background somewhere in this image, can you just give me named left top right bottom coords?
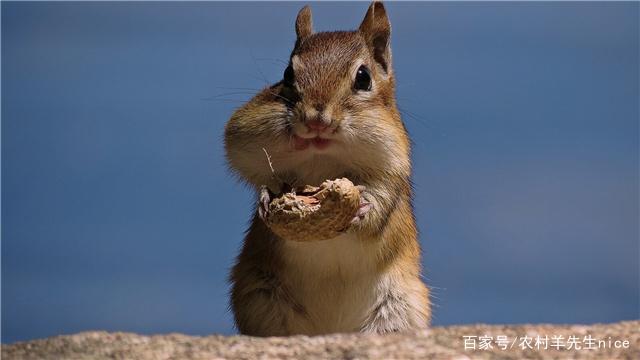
left=2, top=2, right=638, bottom=343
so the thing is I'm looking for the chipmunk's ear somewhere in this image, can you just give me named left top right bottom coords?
left=359, top=1, right=391, bottom=73
left=296, top=5, right=314, bottom=40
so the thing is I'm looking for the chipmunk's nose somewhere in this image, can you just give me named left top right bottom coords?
left=304, top=104, right=331, bottom=133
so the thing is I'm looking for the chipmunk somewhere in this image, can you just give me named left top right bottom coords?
left=224, top=1, right=430, bottom=336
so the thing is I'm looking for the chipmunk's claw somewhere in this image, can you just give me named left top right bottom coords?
left=351, top=187, right=373, bottom=225
left=351, top=201, right=373, bottom=225
left=258, top=185, right=271, bottom=222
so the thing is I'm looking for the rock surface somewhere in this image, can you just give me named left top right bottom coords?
left=3, top=320, right=638, bottom=359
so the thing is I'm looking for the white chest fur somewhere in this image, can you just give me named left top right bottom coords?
left=280, top=232, right=387, bottom=334
left=282, top=232, right=379, bottom=275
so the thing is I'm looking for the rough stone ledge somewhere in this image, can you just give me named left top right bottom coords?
left=2, top=320, right=638, bottom=359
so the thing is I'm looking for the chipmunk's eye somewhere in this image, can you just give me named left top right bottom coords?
left=354, top=65, right=372, bottom=91
left=283, top=65, right=295, bottom=87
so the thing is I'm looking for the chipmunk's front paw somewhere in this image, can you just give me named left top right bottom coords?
left=350, top=185, right=373, bottom=225
left=258, top=185, right=272, bottom=222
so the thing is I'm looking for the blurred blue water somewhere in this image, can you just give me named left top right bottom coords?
left=2, top=2, right=638, bottom=343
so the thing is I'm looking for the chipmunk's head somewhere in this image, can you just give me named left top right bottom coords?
left=282, top=2, right=405, bottom=152
left=225, top=1, right=411, bottom=189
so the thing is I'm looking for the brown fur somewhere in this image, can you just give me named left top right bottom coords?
left=224, top=1, right=430, bottom=336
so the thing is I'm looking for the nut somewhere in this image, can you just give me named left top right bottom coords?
left=264, top=178, right=360, bottom=242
